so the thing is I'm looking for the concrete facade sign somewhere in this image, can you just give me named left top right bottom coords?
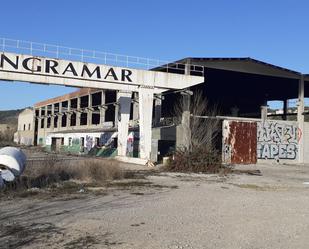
left=0, top=52, right=203, bottom=92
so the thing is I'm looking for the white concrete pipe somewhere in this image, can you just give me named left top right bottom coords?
left=0, top=147, right=26, bottom=179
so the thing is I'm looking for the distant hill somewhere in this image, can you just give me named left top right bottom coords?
left=0, top=109, right=24, bottom=126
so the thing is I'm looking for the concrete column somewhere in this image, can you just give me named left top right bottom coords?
left=51, top=104, right=55, bottom=129
left=114, top=93, right=120, bottom=127
left=154, top=96, right=162, bottom=126
left=87, top=94, right=93, bottom=126
left=132, top=92, right=139, bottom=124
left=230, top=106, right=239, bottom=117
left=100, top=91, right=106, bottom=126
left=298, top=75, right=305, bottom=163
left=283, top=99, right=288, bottom=120
left=76, top=97, right=81, bottom=126
left=117, top=91, right=132, bottom=157
left=179, top=60, right=193, bottom=150
left=181, top=92, right=192, bottom=150
left=67, top=99, right=71, bottom=127
left=139, top=87, right=154, bottom=160
left=38, top=107, right=42, bottom=130
left=44, top=106, right=48, bottom=129
left=57, top=102, right=62, bottom=129
left=260, top=105, right=268, bottom=121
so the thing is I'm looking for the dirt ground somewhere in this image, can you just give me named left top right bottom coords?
left=1, top=162, right=309, bottom=249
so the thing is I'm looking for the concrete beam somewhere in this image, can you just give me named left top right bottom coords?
left=0, top=52, right=204, bottom=92
left=117, top=91, right=132, bottom=157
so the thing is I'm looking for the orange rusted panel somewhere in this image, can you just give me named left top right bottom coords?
left=227, top=121, right=257, bottom=164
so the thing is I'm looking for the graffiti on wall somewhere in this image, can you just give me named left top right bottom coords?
left=257, top=121, right=300, bottom=160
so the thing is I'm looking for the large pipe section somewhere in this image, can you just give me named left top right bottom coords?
left=0, top=147, right=26, bottom=185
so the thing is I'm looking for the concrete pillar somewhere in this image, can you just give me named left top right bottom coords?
left=179, top=60, right=192, bottom=150
left=44, top=106, right=48, bottom=129
left=230, top=106, right=239, bottom=117
left=57, top=102, right=62, bottom=128
left=132, top=92, right=139, bottom=124
left=154, top=96, right=162, bottom=126
left=181, top=92, right=191, bottom=150
left=283, top=99, right=288, bottom=120
left=76, top=97, right=81, bottom=126
left=298, top=75, right=305, bottom=163
left=114, top=93, right=120, bottom=127
left=38, top=107, right=42, bottom=130
left=100, top=91, right=106, bottom=125
left=260, top=105, right=268, bottom=121
left=67, top=99, right=71, bottom=127
left=51, top=104, right=55, bottom=129
left=117, top=91, right=132, bottom=157
left=87, top=94, right=93, bottom=126
left=139, top=87, right=154, bottom=160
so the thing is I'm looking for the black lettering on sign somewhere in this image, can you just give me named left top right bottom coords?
left=45, top=60, right=59, bottom=74
left=121, top=69, right=132, bottom=82
left=62, top=63, right=78, bottom=76
left=104, top=68, right=118, bottom=81
left=0, top=54, right=19, bottom=69
left=81, top=65, right=101, bottom=78
left=22, top=57, right=42, bottom=72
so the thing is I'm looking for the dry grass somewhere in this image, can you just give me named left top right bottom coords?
left=65, top=159, right=124, bottom=182
left=1, top=157, right=124, bottom=196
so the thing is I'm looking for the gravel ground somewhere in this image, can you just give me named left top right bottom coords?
left=1, top=163, right=309, bottom=249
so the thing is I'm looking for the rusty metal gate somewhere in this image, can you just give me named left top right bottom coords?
left=222, top=120, right=257, bottom=164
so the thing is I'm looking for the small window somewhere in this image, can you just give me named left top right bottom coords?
left=23, top=124, right=26, bottom=131
left=28, top=124, right=31, bottom=130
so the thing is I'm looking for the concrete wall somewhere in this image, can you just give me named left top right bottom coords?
left=44, top=131, right=137, bottom=157
left=222, top=118, right=300, bottom=164
left=14, top=108, right=34, bottom=145
left=257, top=120, right=299, bottom=163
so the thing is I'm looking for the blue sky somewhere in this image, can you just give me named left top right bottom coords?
left=1, top=0, right=309, bottom=110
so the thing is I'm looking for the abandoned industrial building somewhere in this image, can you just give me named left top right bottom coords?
left=12, top=55, right=309, bottom=165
